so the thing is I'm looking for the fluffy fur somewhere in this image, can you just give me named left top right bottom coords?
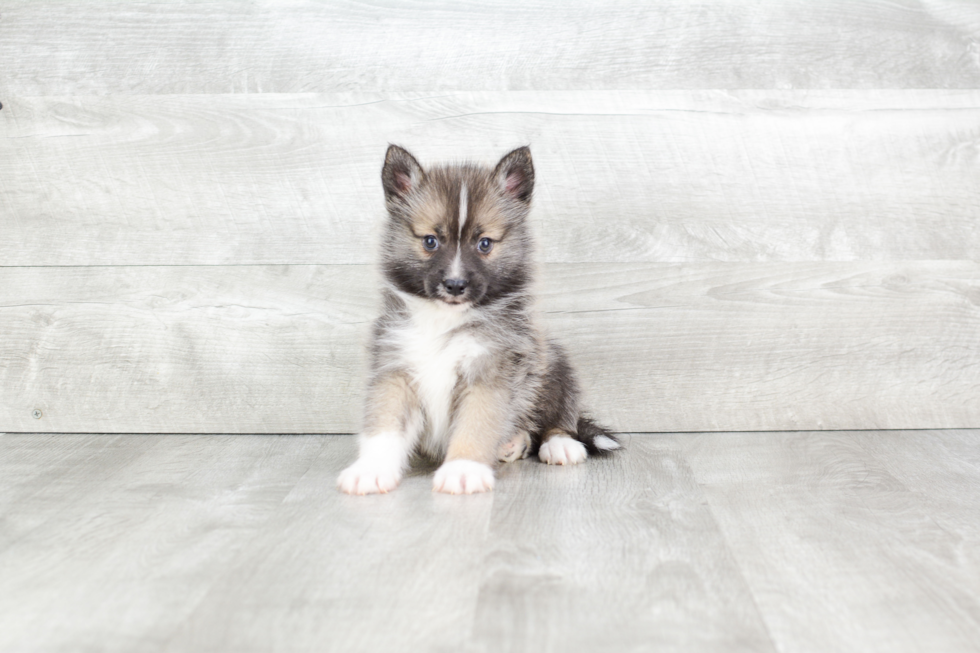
left=337, top=145, right=619, bottom=496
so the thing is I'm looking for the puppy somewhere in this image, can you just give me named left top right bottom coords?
left=337, top=145, right=619, bottom=495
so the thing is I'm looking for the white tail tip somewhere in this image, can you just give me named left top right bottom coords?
left=593, top=435, right=621, bottom=451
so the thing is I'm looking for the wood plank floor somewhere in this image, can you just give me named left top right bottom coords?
left=1, top=431, right=978, bottom=652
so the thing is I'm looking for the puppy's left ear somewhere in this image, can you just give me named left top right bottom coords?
left=493, top=146, right=534, bottom=203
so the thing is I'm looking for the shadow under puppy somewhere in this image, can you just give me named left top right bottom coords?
left=338, top=145, right=619, bottom=495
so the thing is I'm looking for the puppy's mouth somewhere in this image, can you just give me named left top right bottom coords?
left=438, top=295, right=471, bottom=306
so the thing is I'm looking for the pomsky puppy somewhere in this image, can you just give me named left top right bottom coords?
left=337, top=145, right=619, bottom=495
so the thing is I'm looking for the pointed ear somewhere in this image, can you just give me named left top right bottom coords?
left=382, top=145, right=424, bottom=203
left=493, top=146, right=534, bottom=203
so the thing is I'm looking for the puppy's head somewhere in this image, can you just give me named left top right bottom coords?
left=379, top=145, right=534, bottom=307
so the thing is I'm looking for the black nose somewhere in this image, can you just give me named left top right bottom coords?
left=443, top=278, right=468, bottom=296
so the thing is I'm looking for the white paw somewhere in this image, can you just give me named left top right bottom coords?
left=337, top=459, right=402, bottom=495
left=433, top=460, right=495, bottom=494
left=538, top=436, right=588, bottom=465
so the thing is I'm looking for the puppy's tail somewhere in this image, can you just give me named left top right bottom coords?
left=575, top=416, right=622, bottom=455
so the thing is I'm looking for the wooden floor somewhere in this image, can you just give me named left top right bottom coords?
left=2, top=431, right=978, bottom=652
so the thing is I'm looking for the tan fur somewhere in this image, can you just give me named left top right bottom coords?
left=363, top=371, right=421, bottom=437
left=408, top=196, right=449, bottom=241
left=543, top=426, right=574, bottom=441
left=445, top=382, right=511, bottom=464
left=467, top=198, right=509, bottom=241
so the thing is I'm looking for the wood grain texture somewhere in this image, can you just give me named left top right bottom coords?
left=2, top=261, right=977, bottom=433
left=0, top=433, right=162, bottom=549
left=3, top=91, right=979, bottom=266
left=0, top=0, right=978, bottom=96
left=471, top=436, right=775, bottom=652
left=0, top=265, right=374, bottom=434
left=683, top=430, right=980, bottom=653
left=3, top=432, right=979, bottom=652
left=0, top=433, right=329, bottom=652
left=162, top=437, right=493, bottom=653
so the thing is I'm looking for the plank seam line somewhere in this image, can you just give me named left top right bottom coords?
left=0, top=263, right=373, bottom=269
left=4, top=427, right=979, bottom=436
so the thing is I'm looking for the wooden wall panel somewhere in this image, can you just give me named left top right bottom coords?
left=1, top=1, right=978, bottom=95
left=2, top=262, right=977, bottom=434
left=2, top=2, right=978, bottom=434
left=2, top=91, right=979, bottom=266
left=0, top=265, right=372, bottom=433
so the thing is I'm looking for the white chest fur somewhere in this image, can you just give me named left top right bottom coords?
left=393, top=297, right=487, bottom=450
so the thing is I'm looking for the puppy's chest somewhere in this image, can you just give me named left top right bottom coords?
left=393, top=312, right=487, bottom=438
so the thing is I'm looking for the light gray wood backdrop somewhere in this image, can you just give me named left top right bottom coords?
left=2, top=1, right=979, bottom=433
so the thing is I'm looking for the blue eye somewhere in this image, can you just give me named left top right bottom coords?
left=422, top=235, right=439, bottom=251
left=478, top=237, right=493, bottom=253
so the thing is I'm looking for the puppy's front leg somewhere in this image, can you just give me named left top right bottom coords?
left=433, top=383, right=510, bottom=495
left=338, top=371, right=421, bottom=495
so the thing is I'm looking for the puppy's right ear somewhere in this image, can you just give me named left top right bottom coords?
left=382, top=145, right=424, bottom=204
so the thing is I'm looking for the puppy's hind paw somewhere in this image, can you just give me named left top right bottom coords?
left=337, top=460, right=402, bottom=495
left=538, top=436, right=588, bottom=466
left=433, top=460, right=495, bottom=494
left=498, top=430, right=532, bottom=463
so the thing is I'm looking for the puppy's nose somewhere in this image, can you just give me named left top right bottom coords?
left=443, top=278, right=468, bottom=296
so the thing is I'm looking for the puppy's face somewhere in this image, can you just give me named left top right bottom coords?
left=380, top=146, right=535, bottom=307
